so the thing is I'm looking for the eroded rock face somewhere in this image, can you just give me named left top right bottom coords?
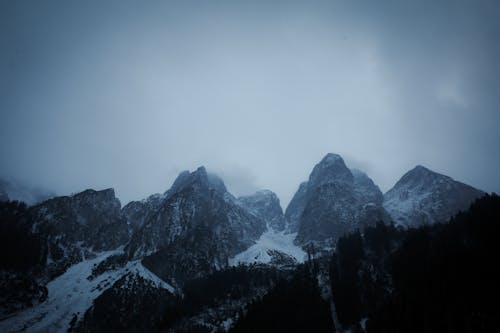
left=31, top=188, right=130, bottom=277
left=383, top=165, right=484, bottom=227
left=285, top=153, right=388, bottom=246
left=237, top=190, right=285, bottom=231
left=122, top=193, right=165, bottom=233
left=126, top=167, right=267, bottom=284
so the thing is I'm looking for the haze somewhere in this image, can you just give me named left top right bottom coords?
left=1, top=0, right=500, bottom=207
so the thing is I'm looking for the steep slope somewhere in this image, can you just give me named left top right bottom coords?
left=122, top=193, right=165, bottom=233
left=228, top=228, right=306, bottom=267
left=383, top=165, right=484, bottom=227
left=0, top=249, right=175, bottom=333
left=126, top=167, right=267, bottom=285
left=0, top=190, right=131, bottom=322
left=31, top=189, right=130, bottom=278
left=237, top=190, right=285, bottom=231
left=226, top=190, right=304, bottom=267
left=285, top=153, right=388, bottom=246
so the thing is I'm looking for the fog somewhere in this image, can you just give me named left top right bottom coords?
left=1, top=0, right=499, bottom=207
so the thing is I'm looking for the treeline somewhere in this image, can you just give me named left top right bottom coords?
left=230, top=262, right=333, bottom=333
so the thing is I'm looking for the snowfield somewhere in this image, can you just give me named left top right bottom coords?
left=0, top=250, right=174, bottom=333
left=229, top=227, right=306, bottom=266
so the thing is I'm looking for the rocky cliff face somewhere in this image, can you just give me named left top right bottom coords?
left=126, top=167, right=267, bottom=285
left=237, top=190, right=285, bottom=231
left=122, top=193, right=165, bottom=233
left=31, top=189, right=130, bottom=277
left=383, top=165, right=484, bottom=227
left=285, top=154, right=388, bottom=246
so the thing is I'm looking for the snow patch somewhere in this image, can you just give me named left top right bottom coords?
left=0, top=251, right=174, bottom=333
left=221, top=318, right=234, bottom=332
left=229, top=227, right=306, bottom=266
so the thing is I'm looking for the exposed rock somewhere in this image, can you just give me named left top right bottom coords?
left=383, top=165, right=484, bottom=227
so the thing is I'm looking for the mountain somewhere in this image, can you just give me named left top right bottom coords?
left=126, top=167, right=267, bottom=285
left=0, top=188, right=131, bottom=324
left=285, top=153, right=389, bottom=246
left=383, top=165, right=484, bottom=227
left=237, top=190, right=285, bottom=231
left=0, top=157, right=495, bottom=332
left=31, top=188, right=130, bottom=278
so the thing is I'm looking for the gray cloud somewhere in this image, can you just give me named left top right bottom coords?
left=1, top=0, right=499, bottom=207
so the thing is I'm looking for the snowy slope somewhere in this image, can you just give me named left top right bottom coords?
left=229, top=227, right=306, bottom=266
left=0, top=250, right=174, bottom=333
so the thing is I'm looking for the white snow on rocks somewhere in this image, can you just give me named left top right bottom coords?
left=229, top=227, right=306, bottom=266
left=0, top=250, right=174, bottom=333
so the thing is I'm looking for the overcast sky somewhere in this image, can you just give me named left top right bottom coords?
left=1, top=0, right=499, bottom=207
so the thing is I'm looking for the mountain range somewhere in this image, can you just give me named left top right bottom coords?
left=0, top=153, right=486, bottom=332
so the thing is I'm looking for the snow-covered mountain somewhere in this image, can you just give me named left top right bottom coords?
left=285, top=153, right=389, bottom=246
left=383, top=165, right=484, bottom=227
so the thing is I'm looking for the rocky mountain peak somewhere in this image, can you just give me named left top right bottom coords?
left=384, top=165, right=484, bottom=226
left=285, top=153, right=388, bottom=245
left=309, top=153, right=353, bottom=187
left=168, top=167, right=227, bottom=196
left=397, top=165, right=440, bottom=184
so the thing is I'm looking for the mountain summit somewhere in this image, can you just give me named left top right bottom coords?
left=383, top=165, right=484, bottom=226
left=125, top=167, right=266, bottom=284
left=285, top=153, right=388, bottom=245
